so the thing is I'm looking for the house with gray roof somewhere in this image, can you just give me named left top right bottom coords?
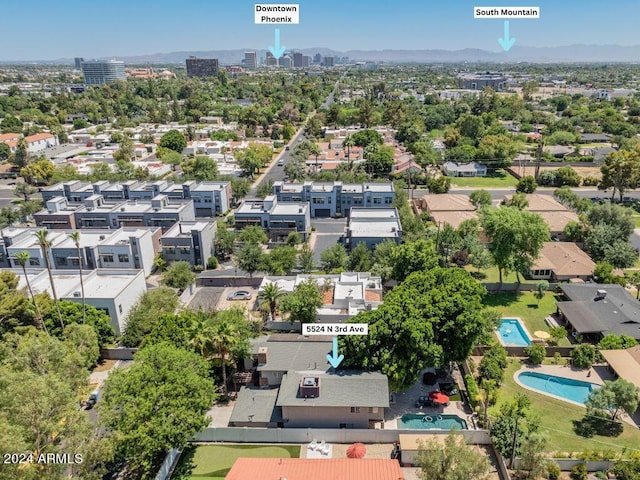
left=557, top=284, right=640, bottom=342
left=234, top=195, right=310, bottom=241
left=441, top=161, right=487, bottom=177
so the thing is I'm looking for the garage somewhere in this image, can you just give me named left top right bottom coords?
left=313, top=208, right=331, bottom=217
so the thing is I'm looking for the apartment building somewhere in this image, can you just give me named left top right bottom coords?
left=160, top=221, right=216, bottom=268
left=235, top=195, right=310, bottom=241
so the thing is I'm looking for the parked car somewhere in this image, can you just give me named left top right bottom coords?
left=415, top=396, right=436, bottom=408
left=85, top=390, right=99, bottom=410
left=285, top=146, right=290, bottom=151
left=277, top=159, right=284, bottom=166
left=227, top=290, right=252, bottom=301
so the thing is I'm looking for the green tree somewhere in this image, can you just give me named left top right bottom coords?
left=613, top=457, right=640, bottom=480
left=549, top=326, right=567, bottom=346
left=235, top=243, right=264, bottom=278
left=598, top=334, right=639, bottom=350
left=603, top=241, right=638, bottom=269
left=20, top=159, right=55, bottom=185
left=261, top=245, right=297, bottom=275
left=238, top=225, right=268, bottom=245
left=258, top=282, right=286, bottom=321
left=13, top=251, right=46, bottom=333
left=477, top=134, right=520, bottom=167
left=257, top=178, right=275, bottom=199
left=490, top=394, right=533, bottom=465
left=235, top=143, right=273, bottom=177
left=282, top=279, right=323, bottom=324
left=14, top=181, right=37, bottom=201
left=585, top=378, right=640, bottom=421
left=34, top=229, right=64, bottom=330
left=298, top=243, right=315, bottom=273
left=1, top=114, right=22, bottom=133
left=183, top=155, right=219, bottom=181
left=159, top=129, right=187, bottom=153
left=215, top=223, right=235, bottom=259
left=348, top=242, right=373, bottom=272
left=64, top=323, right=100, bottom=369
left=571, top=344, right=599, bottom=369
left=417, top=432, right=491, bottom=480
left=516, top=175, right=538, bottom=193
left=600, top=150, right=640, bottom=202
left=320, top=243, right=348, bottom=272
left=100, top=343, right=216, bottom=478
left=161, top=261, right=197, bottom=291
left=12, top=138, right=28, bottom=168
left=469, top=189, right=492, bottom=209
left=479, top=344, right=508, bottom=385
left=506, top=192, right=529, bottom=210
left=427, top=176, right=451, bottom=194
left=481, top=207, right=550, bottom=285
left=351, top=129, right=383, bottom=148
left=113, top=135, right=134, bottom=161
left=0, top=142, right=11, bottom=161
left=555, top=166, right=581, bottom=187
left=518, top=435, right=549, bottom=480
left=120, top=287, right=180, bottom=347
left=285, top=231, right=301, bottom=246
left=534, top=280, right=549, bottom=305
left=524, top=344, right=546, bottom=365
left=391, top=239, right=437, bottom=281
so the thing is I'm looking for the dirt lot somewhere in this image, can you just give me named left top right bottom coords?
left=513, top=164, right=602, bottom=180
left=215, top=286, right=260, bottom=312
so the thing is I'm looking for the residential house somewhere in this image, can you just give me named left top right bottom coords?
left=225, top=458, right=404, bottom=480
left=160, top=221, right=216, bottom=268
left=442, top=161, right=487, bottom=177
left=418, top=193, right=479, bottom=229
left=0, top=132, right=59, bottom=154
left=530, top=242, right=595, bottom=282
left=556, top=284, right=640, bottom=342
left=346, top=207, right=402, bottom=250
left=272, top=181, right=395, bottom=217
left=234, top=196, right=310, bottom=242
left=600, top=346, right=640, bottom=396
left=502, top=193, right=579, bottom=238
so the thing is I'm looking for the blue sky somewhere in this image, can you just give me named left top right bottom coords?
left=2, top=0, right=639, bottom=60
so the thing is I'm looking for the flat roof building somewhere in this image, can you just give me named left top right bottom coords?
left=235, top=195, right=310, bottom=242
left=81, top=60, right=126, bottom=85
left=160, top=221, right=216, bottom=269
left=346, top=207, right=401, bottom=250
left=186, top=56, right=219, bottom=78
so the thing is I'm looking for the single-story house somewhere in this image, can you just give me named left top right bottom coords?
left=442, top=161, right=487, bottom=177
left=530, top=242, right=595, bottom=282
left=600, top=346, right=640, bottom=394
left=503, top=194, right=580, bottom=237
left=225, top=458, right=405, bottom=480
left=276, top=371, right=389, bottom=429
left=556, top=284, right=640, bottom=342
left=580, top=133, right=611, bottom=143
left=418, top=193, right=479, bottom=229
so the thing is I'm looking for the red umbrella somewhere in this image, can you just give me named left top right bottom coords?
left=346, top=443, right=366, bottom=459
left=429, top=391, right=449, bottom=404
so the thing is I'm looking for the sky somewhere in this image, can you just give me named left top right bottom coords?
left=2, top=0, right=639, bottom=60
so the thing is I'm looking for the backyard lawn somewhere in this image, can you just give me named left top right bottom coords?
left=173, top=444, right=301, bottom=480
left=465, top=266, right=519, bottom=284
left=483, top=291, right=571, bottom=346
left=449, top=170, right=518, bottom=188
left=490, top=360, right=640, bottom=455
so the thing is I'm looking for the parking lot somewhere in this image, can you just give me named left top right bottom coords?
left=309, top=218, right=347, bottom=261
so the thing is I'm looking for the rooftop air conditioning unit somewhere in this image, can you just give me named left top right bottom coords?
left=595, top=289, right=607, bottom=300
left=72, top=291, right=81, bottom=297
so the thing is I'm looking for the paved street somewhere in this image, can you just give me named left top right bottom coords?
left=0, top=179, right=17, bottom=209
left=309, top=218, right=347, bottom=262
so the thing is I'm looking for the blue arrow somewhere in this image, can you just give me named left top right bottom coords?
left=269, top=28, right=286, bottom=59
left=326, top=337, right=344, bottom=369
left=498, top=20, right=516, bottom=52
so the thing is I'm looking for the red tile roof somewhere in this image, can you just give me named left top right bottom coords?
left=225, top=458, right=404, bottom=480
left=25, top=133, right=55, bottom=143
left=0, top=133, right=21, bottom=143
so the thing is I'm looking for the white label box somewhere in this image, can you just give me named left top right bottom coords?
left=474, top=6, right=540, bottom=18
left=255, top=4, right=300, bottom=24
left=302, top=323, right=369, bottom=336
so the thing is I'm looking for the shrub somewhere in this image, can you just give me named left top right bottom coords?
left=479, top=345, right=508, bottom=385
left=547, top=461, right=561, bottom=480
left=549, top=326, right=567, bottom=345
left=516, top=175, right=537, bottom=193
left=570, top=463, right=588, bottom=480
left=465, top=374, right=480, bottom=408
left=525, top=344, right=546, bottom=365
left=582, top=175, right=600, bottom=186
left=571, top=344, right=599, bottom=369
left=207, top=256, right=219, bottom=269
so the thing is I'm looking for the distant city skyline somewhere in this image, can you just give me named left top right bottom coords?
left=2, top=0, right=639, bottom=61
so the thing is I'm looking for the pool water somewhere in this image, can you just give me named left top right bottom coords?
left=517, top=371, right=599, bottom=405
left=497, top=319, right=532, bottom=346
left=398, top=414, right=467, bottom=430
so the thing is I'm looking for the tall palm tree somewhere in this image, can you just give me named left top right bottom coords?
left=310, top=142, right=322, bottom=173
left=210, top=319, right=239, bottom=396
left=34, top=229, right=64, bottom=330
left=342, top=135, right=354, bottom=159
left=258, top=282, right=286, bottom=323
left=68, top=232, right=86, bottom=323
left=188, top=310, right=214, bottom=358
left=14, top=251, right=48, bottom=334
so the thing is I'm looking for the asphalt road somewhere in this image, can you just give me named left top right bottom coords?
left=0, top=179, right=17, bottom=209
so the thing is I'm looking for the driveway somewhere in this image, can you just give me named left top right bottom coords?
left=309, top=218, right=347, bottom=261
left=188, top=286, right=226, bottom=311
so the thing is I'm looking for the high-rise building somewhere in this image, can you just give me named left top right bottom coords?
left=185, top=56, right=219, bottom=78
left=243, top=51, right=257, bottom=70
left=81, top=60, right=126, bottom=85
left=74, top=57, right=84, bottom=69
left=279, top=55, right=292, bottom=68
left=265, top=52, right=278, bottom=67
left=313, top=53, right=322, bottom=64
left=302, top=55, right=311, bottom=67
left=293, top=52, right=303, bottom=68
left=323, top=56, right=334, bottom=67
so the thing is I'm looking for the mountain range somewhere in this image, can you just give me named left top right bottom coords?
left=4, top=45, right=640, bottom=65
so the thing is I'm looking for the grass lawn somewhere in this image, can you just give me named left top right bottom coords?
left=490, top=359, right=640, bottom=455
left=173, top=444, right=301, bottom=480
left=465, top=266, right=519, bottom=284
left=631, top=214, right=640, bottom=228
left=450, top=170, right=519, bottom=188
left=483, top=291, right=571, bottom=346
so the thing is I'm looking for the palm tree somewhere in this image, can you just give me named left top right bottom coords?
left=342, top=135, right=355, bottom=159
left=310, top=142, right=322, bottom=173
left=34, top=229, right=64, bottom=330
left=68, top=232, right=86, bottom=323
left=188, top=310, right=214, bottom=358
left=13, top=251, right=47, bottom=334
left=210, top=319, right=239, bottom=396
left=258, top=282, right=286, bottom=323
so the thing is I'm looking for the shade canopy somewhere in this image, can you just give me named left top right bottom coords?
left=346, top=443, right=367, bottom=459
left=534, top=330, right=551, bottom=339
left=428, top=391, right=449, bottom=404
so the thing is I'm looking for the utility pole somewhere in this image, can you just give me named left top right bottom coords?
left=509, top=414, right=520, bottom=468
left=534, top=141, right=543, bottom=181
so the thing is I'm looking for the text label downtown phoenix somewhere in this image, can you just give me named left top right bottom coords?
left=474, top=6, right=540, bottom=18
left=255, top=4, right=300, bottom=24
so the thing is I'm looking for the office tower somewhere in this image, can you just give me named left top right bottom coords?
left=265, top=52, right=278, bottom=67
left=323, top=56, right=334, bottom=67
left=279, top=55, right=292, bottom=68
left=81, top=60, right=126, bottom=85
left=293, top=52, right=303, bottom=68
left=244, top=51, right=257, bottom=70
left=313, top=53, right=322, bottom=64
left=302, top=55, right=311, bottom=67
left=185, top=56, right=219, bottom=78
left=74, top=57, right=84, bottom=69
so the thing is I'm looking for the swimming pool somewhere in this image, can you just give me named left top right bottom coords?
left=497, top=318, right=532, bottom=346
left=398, top=414, right=468, bottom=430
left=517, top=371, right=599, bottom=405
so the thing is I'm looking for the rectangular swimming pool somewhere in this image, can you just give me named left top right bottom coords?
left=497, top=318, right=532, bottom=347
left=398, top=414, right=467, bottom=430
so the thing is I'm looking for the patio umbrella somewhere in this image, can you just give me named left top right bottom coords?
left=534, top=330, right=551, bottom=340
left=346, top=443, right=366, bottom=459
left=429, top=391, right=450, bottom=404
